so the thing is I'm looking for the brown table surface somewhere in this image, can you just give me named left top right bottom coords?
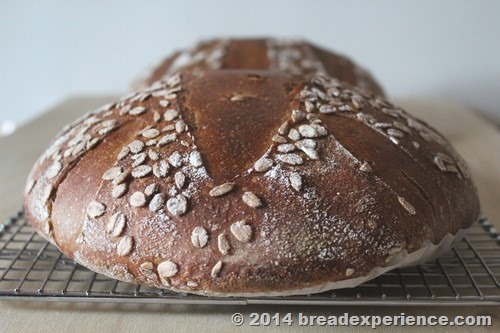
left=0, top=96, right=499, bottom=332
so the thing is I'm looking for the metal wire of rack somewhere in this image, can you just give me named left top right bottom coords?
left=0, top=209, right=499, bottom=306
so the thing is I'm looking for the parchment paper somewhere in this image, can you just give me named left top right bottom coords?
left=196, top=227, right=469, bottom=297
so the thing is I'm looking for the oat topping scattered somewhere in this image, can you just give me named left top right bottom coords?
left=71, top=142, right=86, bottom=156
left=142, top=128, right=160, bottom=139
left=278, top=121, right=290, bottom=135
left=276, top=153, right=303, bottom=165
left=387, top=128, right=404, bottom=138
left=345, top=268, right=355, bottom=277
left=130, top=192, right=147, bottom=207
left=419, top=131, right=432, bottom=142
left=149, top=193, right=165, bottom=212
left=117, top=236, right=134, bottom=256
left=242, top=191, right=262, bottom=208
left=304, top=100, right=315, bottom=112
left=166, top=194, right=187, bottom=216
left=298, top=145, right=318, bottom=160
left=146, top=139, right=157, bottom=147
left=161, top=124, right=175, bottom=132
left=46, top=161, right=62, bottom=179
left=175, top=120, right=187, bottom=133
left=291, top=109, right=306, bottom=123
left=297, top=124, right=327, bottom=138
left=209, top=182, right=235, bottom=197
left=131, top=153, right=147, bottom=167
left=131, top=165, right=152, bottom=178
left=111, top=183, right=128, bottom=198
left=319, top=104, right=335, bottom=114
left=144, top=183, right=159, bottom=197
left=287, top=128, right=301, bottom=141
left=211, top=260, right=223, bottom=278
left=254, top=157, right=273, bottom=172
left=230, top=220, right=252, bottom=243
left=174, top=171, right=186, bottom=189
left=217, top=234, right=230, bottom=255
left=189, top=151, right=203, bottom=167
left=129, top=106, right=147, bottom=116
left=230, top=94, right=250, bottom=102
left=148, top=149, right=159, bottom=161
left=159, top=100, right=170, bottom=108
left=389, top=137, right=399, bottom=145
left=112, top=171, right=129, bottom=185
left=140, top=261, right=154, bottom=271
left=157, top=133, right=177, bottom=147
left=393, top=121, right=411, bottom=133
left=168, top=151, right=183, bottom=168
left=86, top=138, right=100, bottom=150
left=153, top=111, right=161, bottom=123
left=359, top=162, right=372, bottom=172
left=351, top=98, right=362, bottom=110
left=164, top=109, right=179, bottom=121
left=129, top=140, right=145, bottom=154
left=119, top=105, right=131, bottom=115
left=434, top=153, right=452, bottom=172
left=295, top=139, right=316, bottom=149
left=107, top=212, right=126, bottom=237
left=117, top=146, right=130, bottom=161
left=87, top=201, right=106, bottom=218
left=102, top=166, right=123, bottom=181
left=137, top=125, right=153, bottom=136
left=191, top=226, right=209, bottom=248
left=97, top=121, right=119, bottom=135
left=153, top=160, right=170, bottom=178
left=158, top=260, right=178, bottom=279
left=289, top=172, right=302, bottom=191
left=272, top=135, right=287, bottom=143
left=398, top=196, right=416, bottom=215
left=277, top=143, right=296, bottom=153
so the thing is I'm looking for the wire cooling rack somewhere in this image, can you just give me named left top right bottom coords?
left=1, top=210, right=499, bottom=306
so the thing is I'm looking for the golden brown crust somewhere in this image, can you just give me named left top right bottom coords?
left=134, top=38, right=385, bottom=96
left=24, top=70, right=479, bottom=296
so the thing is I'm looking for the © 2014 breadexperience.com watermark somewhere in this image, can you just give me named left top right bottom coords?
left=230, top=312, right=492, bottom=328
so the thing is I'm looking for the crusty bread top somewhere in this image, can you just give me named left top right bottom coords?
left=134, top=38, right=385, bottom=96
left=24, top=70, right=479, bottom=295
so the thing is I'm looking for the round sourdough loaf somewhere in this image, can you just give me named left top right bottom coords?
left=24, top=70, right=479, bottom=296
left=133, top=38, right=385, bottom=96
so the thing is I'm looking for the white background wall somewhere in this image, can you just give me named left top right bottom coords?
left=1, top=0, right=499, bottom=131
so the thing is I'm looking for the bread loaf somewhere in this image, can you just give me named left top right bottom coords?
left=133, top=38, right=385, bottom=96
left=24, top=70, right=479, bottom=296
